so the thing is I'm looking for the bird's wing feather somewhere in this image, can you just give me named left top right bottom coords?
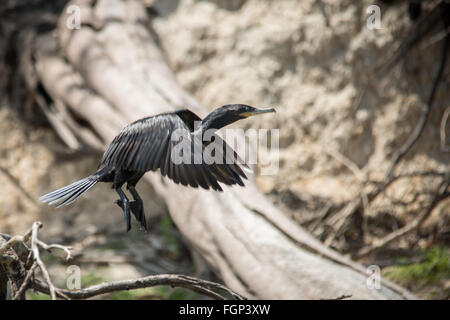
left=99, top=110, right=248, bottom=190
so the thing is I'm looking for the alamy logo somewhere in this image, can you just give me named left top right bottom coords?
left=170, top=127, right=279, bottom=176
left=366, top=265, right=381, bottom=290
left=66, top=5, right=81, bottom=30
left=66, top=265, right=81, bottom=290
left=366, top=5, right=382, bottom=30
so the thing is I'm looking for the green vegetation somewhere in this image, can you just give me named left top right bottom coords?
left=159, top=214, right=181, bottom=259
left=107, top=286, right=199, bottom=300
left=383, top=246, right=449, bottom=298
left=154, top=286, right=199, bottom=300
left=81, top=272, right=104, bottom=287
left=41, top=252, right=60, bottom=265
left=108, top=290, right=142, bottom=300
left=28, top=292, right=50, bottom=300
left=384, top=246, right=449, bottom=284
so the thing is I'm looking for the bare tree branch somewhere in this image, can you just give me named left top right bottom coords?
left=13, top=262, right=37, bottom=300
left=32, top=274, right=245, bottom=300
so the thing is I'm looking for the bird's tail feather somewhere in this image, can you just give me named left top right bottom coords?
left=40, top=175, right=99, bottom=208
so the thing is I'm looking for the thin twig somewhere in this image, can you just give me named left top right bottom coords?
left=13, top=262, right=37, bottom=300
left=386, top=24, right=449, bottom=178
left=35, top=239, right=72, bottom=261
left=321, top=294, right=352, bottom=300
left=322, top=146, right=371, bottom=240
left=0, top=166, right=38, bottom=206
left=356, top=175, right=450, bottom=258
left=30, top=222, right=58, bottom=300
left=440, top=106, right=450, bottom=152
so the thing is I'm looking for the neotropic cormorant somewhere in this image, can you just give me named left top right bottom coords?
left=40, top=104, right=275, bottom=232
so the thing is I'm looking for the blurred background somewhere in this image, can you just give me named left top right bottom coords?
left=0, top=0, right=449, bottom=299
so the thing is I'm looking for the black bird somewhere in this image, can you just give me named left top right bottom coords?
left=40, top=104, right=275, bottom=232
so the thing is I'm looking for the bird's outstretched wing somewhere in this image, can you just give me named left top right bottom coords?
left=99, top=110, right=248, bottom=191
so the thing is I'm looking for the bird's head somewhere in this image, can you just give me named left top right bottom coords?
left=200, top=104, right=276, bottom=131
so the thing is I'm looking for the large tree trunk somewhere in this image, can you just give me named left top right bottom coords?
left=4, top=0, right=417, bottom=299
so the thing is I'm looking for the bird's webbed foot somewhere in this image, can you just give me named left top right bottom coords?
left=115, top=199, right=147, bottom=231
left=123, top=202, right=132, bottom=232
left=128, top=186, right=148, bottom=231
left=115, top=189, right=132, bottom=232
left=130, top=200, right=147, bottom=231
left=115, top=199, right=124, bottom=210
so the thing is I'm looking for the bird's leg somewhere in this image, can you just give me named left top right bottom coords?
left=128, top=186, right=147, bottom=231
left=115, top=187, right=131, bottom=232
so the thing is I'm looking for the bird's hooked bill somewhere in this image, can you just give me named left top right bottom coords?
left=240, top=107, right=276, bottom=118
